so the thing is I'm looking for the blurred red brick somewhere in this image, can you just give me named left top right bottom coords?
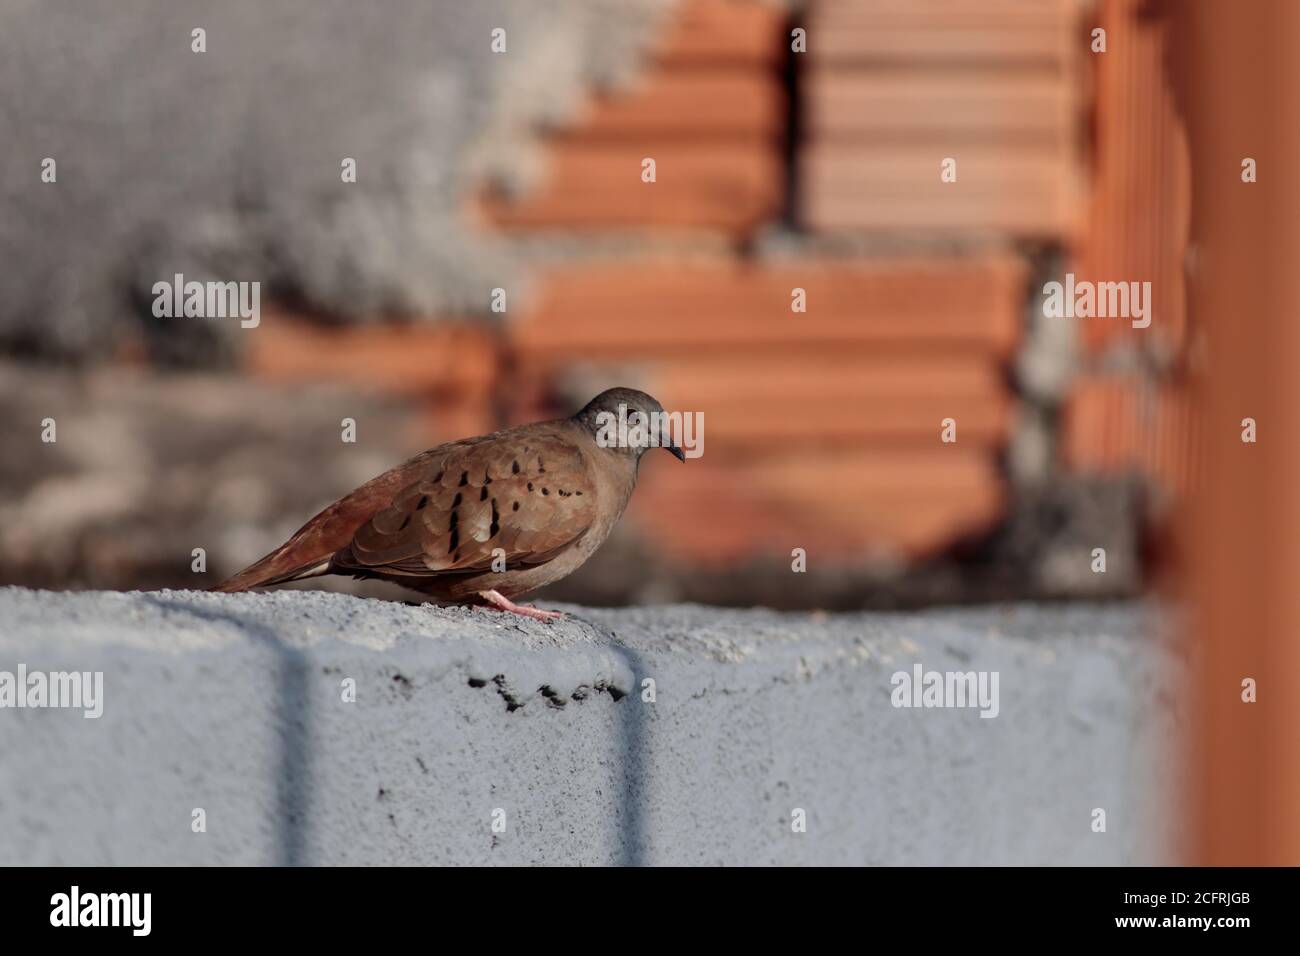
left=812, top=0, right=1070, bottom=30
left=249, top=311, right=498, bottom=397
left=477, top=0, right=785, bottom=238
left=1073, top=0, right=1191, bottom=357
left=798, top=0, right=1084, bottom=238
left=479, top=141, right=782, bottom=233
left=802, top=143, right=1073, bottom=236
left=810, top=7, right=1071, bottom=64
left=806, top=71, right=1067, bottom=138
left=647, top=353, right=1011, bottom=448
left=513, top=256, right=1026, bottom=357
left=1061, top=374, right=1196, bottom=501
left=571, top=68, right=784, bottom=139
left=247, top=311, right=499, bottom=443
left=632, top=447, right=1005, bottom=563
left=652, top=0, right=786, bottom=68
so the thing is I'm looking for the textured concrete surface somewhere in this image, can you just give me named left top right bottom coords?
left=0, top=588, right=1182, bottom=865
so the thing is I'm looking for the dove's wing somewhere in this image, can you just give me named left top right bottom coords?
left=335, top=427, right=599, bottom=577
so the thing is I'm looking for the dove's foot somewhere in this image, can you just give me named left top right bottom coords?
left=477, top=589, right=565, bottom=622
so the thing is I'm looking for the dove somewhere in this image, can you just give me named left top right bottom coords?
left=212, top=388, right=685, bottom=620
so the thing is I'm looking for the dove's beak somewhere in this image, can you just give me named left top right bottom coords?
left=665, top=441, right=686, bottom=462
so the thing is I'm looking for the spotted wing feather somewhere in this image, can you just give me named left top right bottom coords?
left=336, top=429, right=597, bottom=578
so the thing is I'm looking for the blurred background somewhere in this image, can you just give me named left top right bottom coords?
left=1, top=0, right=1175, bottom=609
left=2, top=0, right=1297, bottom=866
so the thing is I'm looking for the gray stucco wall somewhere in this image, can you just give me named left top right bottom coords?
left=0, top=588, right=1181, bottom=865
left=1, top=0, right=672, bottom=360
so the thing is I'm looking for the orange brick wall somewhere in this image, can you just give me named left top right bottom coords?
left=799, top=0, right=1085, bottom=238
left=1073, top=0, right=1190, bottom=359
left=1061, top=374, right=1196, bottom=504
left=247, top=311, right=500, bottom=444
left=1062, top=0, right=1195, bottom=512
left=510, top=255, right=1024, bottom=563
left=477, top=0, right=786, bottom=238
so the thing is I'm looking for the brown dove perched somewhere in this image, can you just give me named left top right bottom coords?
left=212, top=388, right=684, bottom=620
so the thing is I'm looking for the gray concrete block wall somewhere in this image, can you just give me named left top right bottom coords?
left=0, top=588, right=1181, bottom=865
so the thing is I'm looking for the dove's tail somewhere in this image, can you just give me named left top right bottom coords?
left=210, top=552, right=333, bottom=592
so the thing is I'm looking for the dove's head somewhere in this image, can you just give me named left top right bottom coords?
left=575, top=388, right=686, bottom=462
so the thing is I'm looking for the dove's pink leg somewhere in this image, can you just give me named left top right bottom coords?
left=476, top=589, right=565, bottom=621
